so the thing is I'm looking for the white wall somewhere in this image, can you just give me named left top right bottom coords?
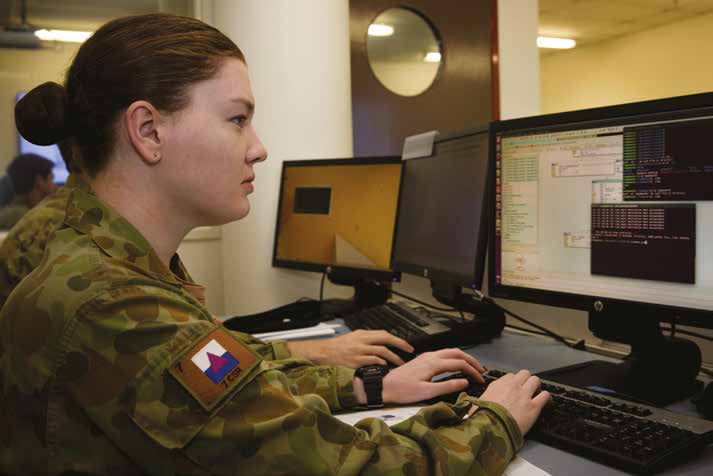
left=0, top=43, right=79, bottom=170
left=497, top=0, right=540, bottom=120
left=212, top=0, right=354, bottom=315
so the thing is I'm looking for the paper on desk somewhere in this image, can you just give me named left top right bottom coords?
left=253, top=322, right=340, bottom=341
left=334, top=405, right=427, bottom=427
left=334, top=407, right=551, bottom=476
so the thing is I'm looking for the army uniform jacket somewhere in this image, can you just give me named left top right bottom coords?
left=0, top=187, right=523, bottom=476
left=0, top=175, right=290, bottom=359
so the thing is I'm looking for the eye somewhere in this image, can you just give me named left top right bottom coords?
left=231, top=115, right=248, bottom=127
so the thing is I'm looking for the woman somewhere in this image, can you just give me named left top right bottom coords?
left=1, top=13, right=549, bottom=476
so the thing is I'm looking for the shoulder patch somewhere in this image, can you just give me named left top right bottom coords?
left=169, top=328, right=262, bottom=411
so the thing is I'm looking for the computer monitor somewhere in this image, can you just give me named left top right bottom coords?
left=15, top=92, right=69, bottom=184
left=391, top=127, right=490, bottom=292
left=490, top=92, right=713, bottom=404
left=390, top=127, right=504, bottom=340
left=272, top=157, right=402, bottom=307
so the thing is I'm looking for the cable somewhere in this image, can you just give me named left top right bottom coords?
left=319, top=272, right=326, bottom=303
left=484, top=296, right=586, bottom=351
left=505, top=323, right=551, bottom=338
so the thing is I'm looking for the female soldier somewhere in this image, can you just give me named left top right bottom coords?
left=1, top=13, right=549, bottom=476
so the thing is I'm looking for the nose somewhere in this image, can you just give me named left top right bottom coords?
left=246, top=127, right=268, bottom=165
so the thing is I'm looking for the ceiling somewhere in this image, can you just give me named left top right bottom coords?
left=3, top=1, right=713, bottom=50
left=540, top=0, right=713, bottom=49
left=1, top=0, right=187, bottom=30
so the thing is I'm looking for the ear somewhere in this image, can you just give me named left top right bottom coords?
left=124, top=100, right=165, bottom=166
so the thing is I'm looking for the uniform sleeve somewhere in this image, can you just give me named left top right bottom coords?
left=65, top=285, right=522, bottom=476
left=226, top=329, right=292, bottom=361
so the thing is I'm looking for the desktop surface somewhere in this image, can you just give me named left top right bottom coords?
left=333, top=322, right=713, bottom=475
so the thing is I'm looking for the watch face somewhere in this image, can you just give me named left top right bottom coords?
left=358, top=365, right=388, bottom=378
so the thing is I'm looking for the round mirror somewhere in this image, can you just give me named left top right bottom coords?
left=366, top=8, right=442, bottom=97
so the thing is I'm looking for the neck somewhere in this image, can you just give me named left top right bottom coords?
left=89, top=168, right=191, bottom=267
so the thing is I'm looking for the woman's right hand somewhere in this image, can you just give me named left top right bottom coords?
left=378, top=348, right=486, bottom=404
left=479, top=369, right=551, bottom=435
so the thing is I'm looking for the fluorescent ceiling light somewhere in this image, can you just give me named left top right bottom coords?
left=537, top=36, right=576, bottom=49
left=34, top=29, right=92, bottom=43
left=424, top=52, right=441, bottom=63
left=368, top=23, right=394, bottom=37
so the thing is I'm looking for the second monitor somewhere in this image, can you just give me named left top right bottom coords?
left=273, top=157, right=402, bottom=307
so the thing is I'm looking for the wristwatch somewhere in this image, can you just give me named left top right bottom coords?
left=356, top=365, right=389, bottom=408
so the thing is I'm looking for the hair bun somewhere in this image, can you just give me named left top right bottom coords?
left=15, top=81, right=72, bottom=146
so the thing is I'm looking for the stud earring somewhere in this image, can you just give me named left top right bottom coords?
left=153, top=152, right=162, bottom=162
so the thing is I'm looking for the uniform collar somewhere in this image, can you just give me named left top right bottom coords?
left=65, top=173, right=90, bottom=191
left=64, top=187, right=181, bottom=285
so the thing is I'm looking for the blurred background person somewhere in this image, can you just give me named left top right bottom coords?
left=0, top=153, right=57, bottom=230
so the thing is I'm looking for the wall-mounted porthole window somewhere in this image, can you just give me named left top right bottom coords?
left=366, top=7, right=442, bottom=97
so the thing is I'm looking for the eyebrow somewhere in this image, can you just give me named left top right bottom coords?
left=230, top=98, right=255, bottom=113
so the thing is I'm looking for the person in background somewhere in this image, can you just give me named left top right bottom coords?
left=0, top=153, right=57, bottom=230
left=1, top=13, right=549, bottom=476
left=0, top=140, right=85, bottom=309
left=0, top=174, right=14, bottom=206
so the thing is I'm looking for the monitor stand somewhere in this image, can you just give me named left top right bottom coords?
left=326, top=267, right=395, bottom=312
left=538, top=309, right=702, bottom=407
left=431, top=282, right=506, bottom=344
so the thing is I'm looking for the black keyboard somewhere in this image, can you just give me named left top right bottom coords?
left=433, top=369, right=713, bottom=475
left=343, top=302, right=451, bottom=344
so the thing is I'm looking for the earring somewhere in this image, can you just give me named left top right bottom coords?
left=153, top=152, right=162, bottom=162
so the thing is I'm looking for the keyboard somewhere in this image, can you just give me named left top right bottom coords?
left=433, top=369, right=713, bottom=475
left=343, top=302, right=451, bottom=345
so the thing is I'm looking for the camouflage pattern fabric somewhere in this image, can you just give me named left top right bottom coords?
left=0, top=175, right=85, bottom=308
left=0, top=175, right=290, bottom=362
left=0, top=187, right=522, bottom=475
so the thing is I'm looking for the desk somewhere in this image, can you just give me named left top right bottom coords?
left=333, top=323, right=712, bottom=474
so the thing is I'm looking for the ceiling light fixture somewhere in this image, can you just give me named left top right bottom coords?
left=368, top=23, right=394, bottom=37
left=34, top=29, right=92, bottom=43
left=537, top=36, right=576, bottom=49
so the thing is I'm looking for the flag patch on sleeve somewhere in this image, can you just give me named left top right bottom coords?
left=169, top=328, right=262, bottom=411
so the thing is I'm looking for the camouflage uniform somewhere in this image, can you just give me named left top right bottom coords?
left=0, top=187, right=522, bottom=476
left=0, top=175, right=290, bottom=361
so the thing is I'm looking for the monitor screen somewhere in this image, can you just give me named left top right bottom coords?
left=391, top=127, right=491, bottom=289
left=490, top=93, right=713, bottom=325
left=273, top=157, right=402, bottom=275
left=15, top=92, right=69, bottom=184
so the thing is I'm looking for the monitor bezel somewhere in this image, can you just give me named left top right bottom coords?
left=390, top=126, right=491, bottom=290
left=488, top=91, right=713, bottom=330
left=272, top=156, right=402, bottom=281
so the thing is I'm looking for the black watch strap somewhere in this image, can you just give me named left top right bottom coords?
left=357, top=365, right=389, bottom=408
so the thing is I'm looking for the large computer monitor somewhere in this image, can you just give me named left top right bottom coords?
left=391, top=127, right=504, bottom=337
left=273, top=157, right=402, bottom=307
left=15, top=92, right=69, bottom=184
left=489, top=92, right=713, bottom=404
